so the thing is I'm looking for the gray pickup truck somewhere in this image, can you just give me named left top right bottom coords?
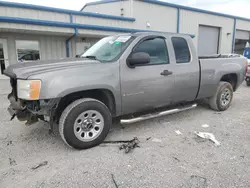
left=2, top=32, right=248, bottom=149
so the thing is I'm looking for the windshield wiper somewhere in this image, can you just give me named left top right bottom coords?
left=82, top=55, right=97, bottom=60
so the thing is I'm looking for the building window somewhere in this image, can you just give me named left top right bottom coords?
left=16, top=40, right=40, bottom=62
left=171, top=37, right=191, bottom=63
left=134, top=37, right=169, bottom=65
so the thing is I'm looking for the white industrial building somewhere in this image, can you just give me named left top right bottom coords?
left=1, top=0, right=250, bottom=79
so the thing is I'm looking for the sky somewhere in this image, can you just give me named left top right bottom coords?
left=2, top=0, right=250, bottom=18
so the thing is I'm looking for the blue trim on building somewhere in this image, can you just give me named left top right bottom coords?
left=66, top=28, right=78, bottom=57
left=177, top=8, right=180, bottom=33
left=0, top=16, right=136, bottom=32
left=0, top=16, right=195, bottom=38
left=143, top=0, right=250, bottom=22
left=232, top=18, right=237, bottom=53
left=80, top=0, right=121, bottom=11
left=0, top=1, right=135, bottom=21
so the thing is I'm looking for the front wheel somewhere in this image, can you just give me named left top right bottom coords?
left=208, top=81, right=233, bottom=111
left=59, top=98, right=112, bottom=149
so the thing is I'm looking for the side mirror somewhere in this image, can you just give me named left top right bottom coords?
left=127, top=52, right=150, bottom=68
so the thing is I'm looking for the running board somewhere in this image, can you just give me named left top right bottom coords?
left=120, top=104, right=197, bottom=124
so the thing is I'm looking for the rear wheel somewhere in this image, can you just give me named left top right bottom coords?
left=247, top=82, right=250, bottom=86
left=59, top=98, right=111, bottom=149
left=208, top=81, right=233, bottom=111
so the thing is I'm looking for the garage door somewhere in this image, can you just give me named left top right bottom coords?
left=236, top=30, right=250, bottom=40
left=235, top=30, right=250, bottom=54
left=198, top=25, right=220, bottom=56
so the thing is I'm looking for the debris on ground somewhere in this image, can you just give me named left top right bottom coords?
left=31, top=161, right=48, bottom=170
left=214, top=112, right=222, bottom=115
left=173, top=157, right=180, bottom=162
left=230, top=156, right=236, bottom=160
left=103, top=137, right=140, bottom=153
left=201, top=124, right=210, bottom=128
left=194, top=132, right=221, bottom=146
left=175, top=130, right=183, bottom=135
left=119, top=137, right=140, bottom=153
left=152, top=138, right=162, bottom=143
left=9, top=158, right=17, bottom=166
left=111, top=174, right=119, bottom=188
left=189, top=175, right=207, bottom=188
left=7, top=140, right=12, bottom=146
left=146, top=137, right=151, bottom=141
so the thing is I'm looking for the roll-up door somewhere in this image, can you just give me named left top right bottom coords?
left=198, top=25, right=220, bottom=56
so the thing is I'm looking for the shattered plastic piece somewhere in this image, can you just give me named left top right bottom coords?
left=201, top=124, right=209, bottom=128
left=175, top=130, right=183, bottom=135
left=9, top=158, right=17, bottom=166
left=119, top=137, right=140, bottom=153
left=152, top=138, right=162, bottom=143
left=31, top=161, right=48, bottom=170
left=194, top=131, right=221, bottom=146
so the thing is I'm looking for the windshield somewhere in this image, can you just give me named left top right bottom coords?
left=81, top=35, right=134, bottom=62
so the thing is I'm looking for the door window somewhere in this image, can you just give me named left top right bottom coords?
left=171, top=37, right=191, bottom=63
left=133, top=37, right=169, bottom=65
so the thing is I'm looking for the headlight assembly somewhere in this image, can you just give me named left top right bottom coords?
left=17, top=80, right=41, bottom=100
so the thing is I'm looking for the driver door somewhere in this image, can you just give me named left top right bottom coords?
left=120, top=36, right=175, bottom=115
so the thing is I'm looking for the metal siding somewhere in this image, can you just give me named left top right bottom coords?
left=73, top=15, right=133, bottom=29
left=236, top=19, right=250, bottom=31
left=0, top=33, right=67, bottom=64
left=180, top=9, right=234, bottom=54
left=83, top=1, right=130, bottom=16
left=198, top=25, right=220, bottom=56
left=77, top=29, right=118, bottom=37
left=0, top=1, right=135, bottom=21
left=6, top=35, right=17, bottom=65
left=0, top=22, right=74, bottom=35
left=0, top=7, right=69, bottom=22
left=133, top=1, right=177, bottom=32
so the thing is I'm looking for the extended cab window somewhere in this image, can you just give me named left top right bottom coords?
left=134, top=37, right=169, bottom=65
left=171, top=37, right=191, bottom=63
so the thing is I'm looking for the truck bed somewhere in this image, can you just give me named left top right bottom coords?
left=197, top=55, right=247, bottom=100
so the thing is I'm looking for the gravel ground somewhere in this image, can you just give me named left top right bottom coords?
left=0, top=80, right=250, bottom=188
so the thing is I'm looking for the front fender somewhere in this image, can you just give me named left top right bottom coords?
left=28, top=62, right=122, bottom=116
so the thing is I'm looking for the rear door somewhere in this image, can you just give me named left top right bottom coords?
left=120, top=36, right=175, bottom=115
left=169, top=36, right=200, bottom=103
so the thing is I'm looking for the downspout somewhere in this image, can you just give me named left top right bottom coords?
left=177, top=8, right=180, bottom=33
left=66, top=14, right=78, bottom=57
left=232, top=18, right=236, bottom=53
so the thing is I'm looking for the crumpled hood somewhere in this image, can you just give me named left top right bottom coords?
left=4, top=58, right=100, bottom=79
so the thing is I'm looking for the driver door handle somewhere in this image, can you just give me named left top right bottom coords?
left=160, top=70, right=173, bottom=76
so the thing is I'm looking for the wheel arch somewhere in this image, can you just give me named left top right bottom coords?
left=55, top=88, right=117, bottom=123
left=220, top=73, right=238, bottom=91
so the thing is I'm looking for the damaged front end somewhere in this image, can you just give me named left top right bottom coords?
left=7, top=78, right=60, bottom=129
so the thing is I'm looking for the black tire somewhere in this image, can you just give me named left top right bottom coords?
left=247, top=82, right=250, bottom=86
left=59, top=98, right=112, bottom=149
left=208, top=81, right=233, bottom=111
